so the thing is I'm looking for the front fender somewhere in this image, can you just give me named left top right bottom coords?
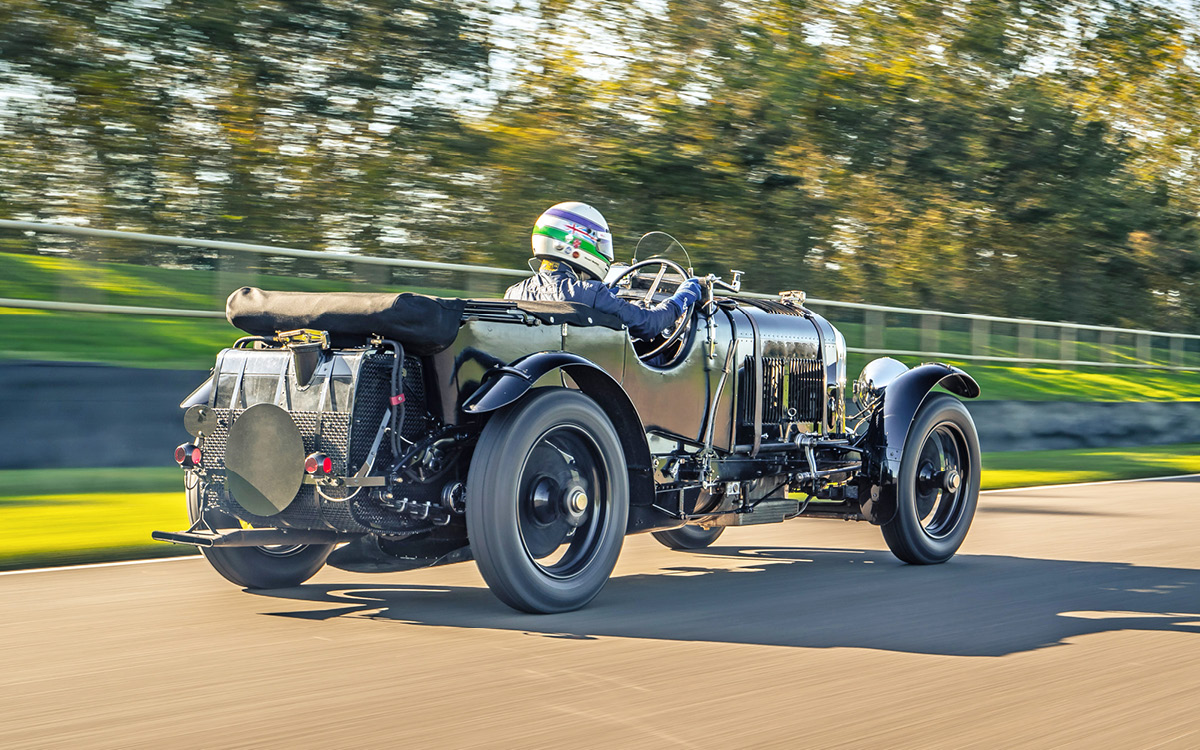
left=878, top=363, right=980, bottom=481
left=461, top=351, right=601, bottom=414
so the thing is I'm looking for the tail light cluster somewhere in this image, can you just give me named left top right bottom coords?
left=174, top=443, right=202, bottom=468
left=174, top=444, right=336, bottom=478
left=304, top=452, right=334, bottom=476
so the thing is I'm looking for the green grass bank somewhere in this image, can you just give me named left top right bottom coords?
left=5, top=249, right=1200, bottom=400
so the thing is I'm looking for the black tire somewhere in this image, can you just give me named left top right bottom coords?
left=186, top=483, right=333, bottom=589
left=652, top=525, right=725, bottom=550
left=881, top=393, right=980, bottom=565
left=467, top=388, right=629, bottom=613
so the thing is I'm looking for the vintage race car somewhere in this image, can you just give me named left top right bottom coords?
left=157, top=256, right=982, bottom=613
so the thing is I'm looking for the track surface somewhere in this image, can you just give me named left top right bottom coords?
left=3, top=478, right=1199, bottom=749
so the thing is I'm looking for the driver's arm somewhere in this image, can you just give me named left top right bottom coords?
left=589, top=279, right=701, bottom=339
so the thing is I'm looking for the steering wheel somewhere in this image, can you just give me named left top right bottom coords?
left=605, top=258, right=695, bottom=360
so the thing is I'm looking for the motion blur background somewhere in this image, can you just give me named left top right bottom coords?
left=3, top=0, right=1200, bottom=323
left=3, top=0, right=1200, bottom=568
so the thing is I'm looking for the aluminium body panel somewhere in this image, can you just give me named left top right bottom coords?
left=429, top=318, right=564, bottom=424
left=619, top=309, right=738, bottom=450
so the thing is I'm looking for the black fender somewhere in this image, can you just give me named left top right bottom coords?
left=461, top=352, right=656, bottom=529
left=878, top=363, right=980, bottom=482
left=462, top=351, right=601, bottom=415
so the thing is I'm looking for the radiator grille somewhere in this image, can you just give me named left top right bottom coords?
left=739, top=356, right=824, bottom=425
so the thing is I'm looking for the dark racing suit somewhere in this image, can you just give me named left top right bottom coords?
left=505, top=262, right=693, bottom=339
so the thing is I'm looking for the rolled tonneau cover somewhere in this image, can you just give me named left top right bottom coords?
left=227, top=287, right=467, bottom=355
left=461, top=299, right=625, bottom=331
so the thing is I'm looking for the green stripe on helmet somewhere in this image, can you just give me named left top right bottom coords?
left=533, top=224, right=603, bottom=258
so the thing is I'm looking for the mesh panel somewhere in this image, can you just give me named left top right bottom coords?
left=198, top=352, right=435, bottom=534
left=347, top=353, right=435, bottom=532
left=348, top=353, right=428, bottom=468
left=199, top=408, right=365, bottom=531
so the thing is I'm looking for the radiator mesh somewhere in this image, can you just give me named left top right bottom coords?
left=347, top=353, right=435, bottom=532
left=739, top=356, right=824, bottom=425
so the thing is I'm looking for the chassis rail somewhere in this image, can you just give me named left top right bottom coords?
left=151, top=527, right=354, bottom=548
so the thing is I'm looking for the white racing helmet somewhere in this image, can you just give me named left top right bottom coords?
left=531, top=202, right=614, bottom=280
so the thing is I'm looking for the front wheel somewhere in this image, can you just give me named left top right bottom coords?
left=881, top=393, right=980, bottom=565
left=186, top=484, right=333, bottom=588
left=467, top=389, right=629, bottom=613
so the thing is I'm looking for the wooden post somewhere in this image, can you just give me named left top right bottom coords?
left=354, top=261, right=391, bottom=291
left=1100, top=330, right=1115, bottom=363
left=921, top=314, right=939, bottom=355
left=217, top=248, right=255, bottom=309
left=1136, top=333, right=1151, bottom=365
left=1019, top=323, right=1035, bottom=362
left=467, top=269, right=502, bottom=299
left=1059, top=327, right=1076, bottom=369
left=971, top=318, right=990, bottom=358
left=866, top=310, right=884, bottom=351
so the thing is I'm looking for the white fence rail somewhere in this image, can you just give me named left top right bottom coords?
left=3, top=219, right=1199, bottom=371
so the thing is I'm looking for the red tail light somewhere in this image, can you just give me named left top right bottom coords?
left=305, top=453, right=333, bottom=476
left=175, top=443, right=201, bottom=468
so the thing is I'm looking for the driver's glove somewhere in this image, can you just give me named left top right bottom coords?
left=670, top=278, right=703, bottom=313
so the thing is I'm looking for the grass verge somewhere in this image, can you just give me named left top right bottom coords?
left=7, top=306, right=1200, bottom=400
left=980, top=443, right=1200, bottom=489
left=0, top=467, right=194, bottom=570
left=3, top=443, right=1199, bottom=571
left=845, top=352, right=1200, bottom=402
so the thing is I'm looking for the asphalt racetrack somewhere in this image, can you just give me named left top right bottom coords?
left=3, top=477, right=1198, bottom=749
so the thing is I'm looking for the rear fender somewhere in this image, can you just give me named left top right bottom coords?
left=462, top=352, right=655, bottom=527
left=462, top=351, right=597, bottom=415
left=877, top=363, right=979, bottom=482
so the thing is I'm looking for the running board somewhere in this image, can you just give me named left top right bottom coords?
left=152, top=527, right=350, bottom=548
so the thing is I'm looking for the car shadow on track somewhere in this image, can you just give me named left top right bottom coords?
left=251, top=548, right=1200, bottom=657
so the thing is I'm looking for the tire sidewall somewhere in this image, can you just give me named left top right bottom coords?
left=890, top=393, right=981, bottom=564
left=186, top=481, right=333, bottom=589
left=467, top=388, right=629, bottom=613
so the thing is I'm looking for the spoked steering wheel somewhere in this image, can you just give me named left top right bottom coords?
left=606, top=258, right=695, bottom=360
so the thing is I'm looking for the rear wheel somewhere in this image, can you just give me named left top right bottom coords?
left=467, top=389, right=629, bottom=613
left=881, top=393, right=980, bottom=564
left=186, top=483, right=333, bottom=588
left=652, top=525, right=724, bottom=550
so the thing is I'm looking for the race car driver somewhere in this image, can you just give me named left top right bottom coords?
left=504, top=202, right=701, bottom=340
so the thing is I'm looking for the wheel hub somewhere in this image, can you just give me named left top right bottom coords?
left=563, top=487, right=589, bottom=527
left=514, top=426, right=610, bottom=577
left=917, top=463, right=962, bottom=494
left=942, top=468, right=961, bottom=493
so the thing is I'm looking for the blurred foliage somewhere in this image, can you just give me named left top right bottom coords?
left=2, top=1, right=1200, bottom=330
